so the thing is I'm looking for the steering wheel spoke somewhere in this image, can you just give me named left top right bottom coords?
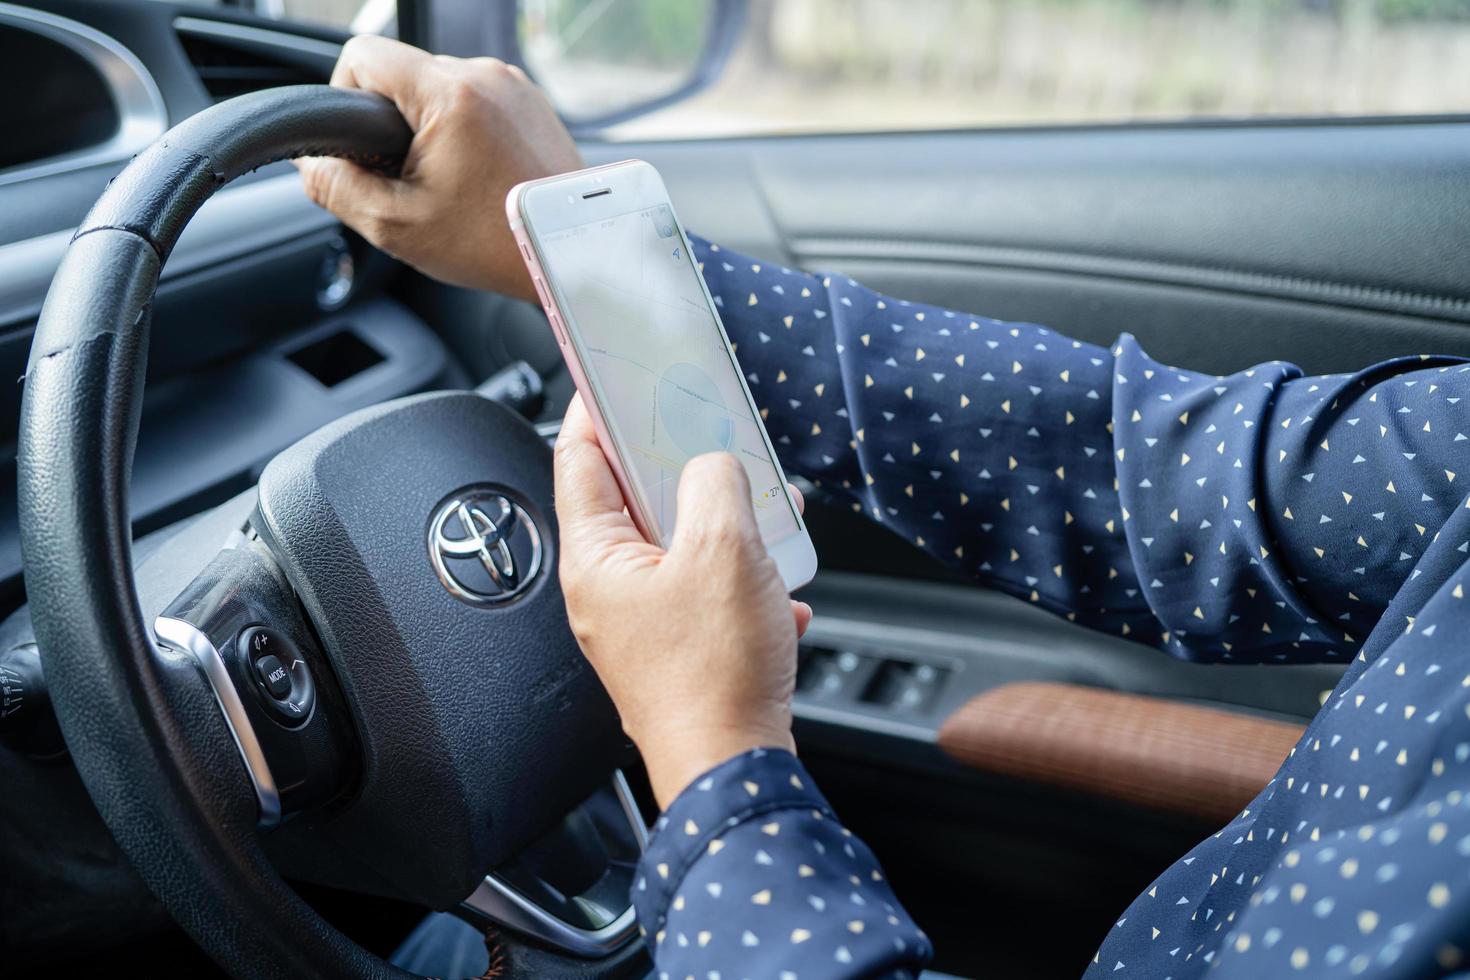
left=460, top=770, right=647, bottom=958
left=154, top=541, right=357, bottom=828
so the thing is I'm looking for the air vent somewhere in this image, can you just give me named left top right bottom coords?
left=174, top=17, right=340, bottom=103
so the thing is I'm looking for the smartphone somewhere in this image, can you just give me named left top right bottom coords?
left=508, top=160, right=818, bottom=591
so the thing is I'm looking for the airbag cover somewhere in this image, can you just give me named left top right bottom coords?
left=254, top=391, right=621, bottom=907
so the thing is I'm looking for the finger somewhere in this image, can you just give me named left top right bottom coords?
left=331, top=35, right=436, bottom=130
left=670, top=453, right=761, bottom=557
left=787, top=481, right=805, bottom=516
left=792, top=600, right=813, bottom=638
left=296, top=157, right=407, bottom=246
left=554, top=395, right=639, bottom=537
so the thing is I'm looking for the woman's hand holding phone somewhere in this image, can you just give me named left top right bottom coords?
left=295, top=35, right=582, bottom=301
left=306, top=38, right=815, bottom=806
left=555, top=395, right=813, bottom=809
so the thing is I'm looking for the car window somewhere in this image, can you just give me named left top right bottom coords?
left=590, top=0, right=1470, bottom=139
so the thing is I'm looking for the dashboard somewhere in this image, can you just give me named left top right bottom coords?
left=0, top=1, right=466, bottom=616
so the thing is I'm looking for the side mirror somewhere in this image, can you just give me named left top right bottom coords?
left=509, top=0, right=746, bottom=131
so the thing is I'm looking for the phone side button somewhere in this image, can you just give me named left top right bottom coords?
left=532, top=275, right=551, bottom=308
left=548, top=312, right=568, bottom=345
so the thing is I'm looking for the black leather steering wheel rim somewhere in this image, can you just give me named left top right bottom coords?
left=17, top=86, right=423, bottom=980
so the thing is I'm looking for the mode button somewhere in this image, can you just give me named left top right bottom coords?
left=254, top=653, right=292, bottom=700
left=238, top=626, right=316, bottom=726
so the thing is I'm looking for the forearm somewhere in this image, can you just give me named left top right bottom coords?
left=694, top=236, right=1470, bottom=664
left=692, top=237, right=1158, bottom=642
left=633, top=748, right=931, bottom=978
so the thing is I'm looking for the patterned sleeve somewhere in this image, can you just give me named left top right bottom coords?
left=632, top=748, right=932, bottom=978
left=692, top=235, right=1470, bottom=665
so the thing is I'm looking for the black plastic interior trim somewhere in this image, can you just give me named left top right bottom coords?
left=0, top=298, right=452, bottom=608
left=584, top=120, right=1470, bottom=321
left=794, top=572, right=1339, bottom=745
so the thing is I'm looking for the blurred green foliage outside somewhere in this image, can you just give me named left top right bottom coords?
left=524, top=0, right=711, bottom=69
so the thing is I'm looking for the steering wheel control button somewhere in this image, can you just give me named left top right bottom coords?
left=255, top=654, right=292, bottom=699
left=0, top=642, right=64, bottom=757
left=238, top=626, right=316, bottom=726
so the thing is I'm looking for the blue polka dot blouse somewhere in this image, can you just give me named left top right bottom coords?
left=628, top=234, right=1470, bottom=979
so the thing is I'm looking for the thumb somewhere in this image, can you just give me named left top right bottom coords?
left=670, top=453, right=762, bottom=558
left=296, top=156, right=408, bottom=252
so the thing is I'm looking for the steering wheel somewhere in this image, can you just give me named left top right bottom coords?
left=18, top=86, right=646, bottom=979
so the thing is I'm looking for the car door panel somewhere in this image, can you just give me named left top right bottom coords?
left=585, top=122, right=1470, bottom=372
left=576, top=121, right=1470, bottom=976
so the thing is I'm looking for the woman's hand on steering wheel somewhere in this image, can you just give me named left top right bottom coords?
left=297, top=35, right=582, bottom=302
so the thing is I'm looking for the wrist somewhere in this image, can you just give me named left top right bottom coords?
left=635, top=719, right=796, bottom=810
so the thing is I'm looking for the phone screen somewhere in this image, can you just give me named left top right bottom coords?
left=538, top=203, right=801, bottom=544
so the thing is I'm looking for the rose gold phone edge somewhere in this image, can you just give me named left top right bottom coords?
left=506, top=160, right=817, bottom=591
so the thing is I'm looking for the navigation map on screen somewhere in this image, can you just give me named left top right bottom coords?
left=539, top=204, right=799, bottom=543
